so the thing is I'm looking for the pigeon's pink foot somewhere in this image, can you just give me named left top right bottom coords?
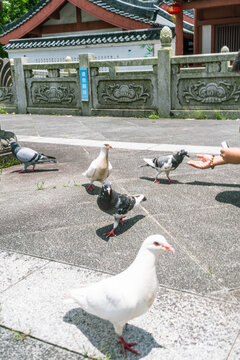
left=118, top=216, right=126, bottom=225
left=167, top=178, right=174, bottom=183
left=153, top=178, right=160, bottom=184
left=118, top=336, right=139, bottom=356
left=86, top=184, right=94, bottom=191
left=17, top=169, right=26, bottom=174
left=104, top=228, right=117, bottom=238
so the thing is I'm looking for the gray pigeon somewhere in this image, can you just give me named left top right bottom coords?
left=9, top=140, right=57, bottom=172
left=97, top=180, right=146, bottom=238
left=140, top=149, right=189, bottom=183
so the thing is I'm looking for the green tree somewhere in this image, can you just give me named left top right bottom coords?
left=0, top=0, right=39, bottom=57
left=0, top=0, right=40, bottom=30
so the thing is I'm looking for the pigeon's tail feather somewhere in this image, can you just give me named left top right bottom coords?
left=38, top=154, right=57, bottom=163
left=44, top=154, right=56, bottom=160
left=133, top=194, right=147, bottom=207
left=63, top=295, right=75, bottom=304
left=64, top=286, right=88, bottom=306
left=143, top=158, right=156, bottom=168
left=139, top=163, right=149, bottom=168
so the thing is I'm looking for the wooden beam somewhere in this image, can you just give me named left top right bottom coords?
left=42, top=20, right=116, bottom=35
left=193, top=9, right=199, bottom=54
left=211, top=25, right=215, bottom=53
left=182, top=0, right=240, bottom=10
left=175, top=12, right=184, bottom=55
left=197, top=17, right=240, bottom=26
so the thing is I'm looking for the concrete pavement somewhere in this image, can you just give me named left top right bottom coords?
left=0, top=114, right=239, bottom=359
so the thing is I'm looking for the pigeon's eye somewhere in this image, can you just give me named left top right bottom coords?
left=153, top=241, right=160, bottom=246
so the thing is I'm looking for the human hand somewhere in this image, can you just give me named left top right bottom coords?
left=187, top=154, right=212, bottom=169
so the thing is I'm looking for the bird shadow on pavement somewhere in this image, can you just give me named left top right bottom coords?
left=96, top=214, right=145, bottom=241
left=82, top=183, right=101, bottom=195
left=139, top=176, right=182, bottom=185
left=63, top=307, right=164, bottom=359
left=11, top=168, right=59, bottom=174
left=215, top=190, right=240, bottom=208
left=185, top=180, right=240, bottom=188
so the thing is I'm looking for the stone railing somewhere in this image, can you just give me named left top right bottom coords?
left=0, top=27, right=239, bottom=118
left=171, top=51, right=239, bottom=118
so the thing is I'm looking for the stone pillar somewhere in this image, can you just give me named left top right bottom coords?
left=157, top=27, right=172, bottom=118
left=13, top=57, right=28, bottom=114
left=78, top=53, right=94, bottom=116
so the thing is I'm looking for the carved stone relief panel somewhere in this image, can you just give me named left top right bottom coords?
left=97, top=80, right=153, bottom=108
left=29, top=81, right=78, bottom=107
left=0, top=87, right=15, bottom=105
left=178, top=79, right=240, bottom=106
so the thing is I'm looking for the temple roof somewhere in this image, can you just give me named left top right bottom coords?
left=0, top=0, right=159, bottom=37
left=4, top=27, right=168, bottom=50
left=0, top=0, right=193, bottom=40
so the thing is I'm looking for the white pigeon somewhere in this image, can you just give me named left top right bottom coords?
left=64, top=234, right=175, bottom=356
left=82, top=144, right=113, bottom=191
left=9, top=140, right=57, bottom=173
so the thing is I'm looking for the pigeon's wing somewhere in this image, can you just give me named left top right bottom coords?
left=116, top=194, right=135, bottom=215
left=15, top=147, right=38, bottom=163
left=69, top=277, right=137, bottom=323
left=156, top=155, right=173, bottom=170
left=83, top=159, right=99, bottom=178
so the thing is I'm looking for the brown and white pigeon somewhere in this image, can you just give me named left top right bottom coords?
left=97, top=180, right=146, bottom=238
left=64, top=234, right=174, bottom=356
left=140, top=149, right=189, bottom=183
left=83, top=144, right=113, bottom=191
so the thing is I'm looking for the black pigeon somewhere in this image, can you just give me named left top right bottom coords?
left=9, top=140, right=57, bottom=173
left=140, top=149, right=189, bottom=183
left=97, top=180, right=146, bottom=238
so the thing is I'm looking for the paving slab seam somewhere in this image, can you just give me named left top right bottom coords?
left=225, top=329, right=240, bottom=360
left=1, top=249, right=238, bottom=306
left=1, top=218, right=127, bottom=238
left=0, top=260, right=51, bottom=295
left=0, top=324, right=88, bottom=359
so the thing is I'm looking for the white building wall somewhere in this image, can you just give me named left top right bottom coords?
left=43, top=2, right=76, bottom=25
left=8, top=43, right=155, bottom=64
left=202, top=25, right=212, bottom=54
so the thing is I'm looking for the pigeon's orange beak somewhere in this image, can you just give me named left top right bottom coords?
left=164, top=245, right=175, bottom=253
left=108, top=145, right=113, bottom=149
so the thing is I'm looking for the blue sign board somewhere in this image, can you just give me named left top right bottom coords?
left=80, top=68, right=89, bottom=101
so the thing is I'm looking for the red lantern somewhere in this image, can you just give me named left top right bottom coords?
left=166, top=3, right=182, bottom=15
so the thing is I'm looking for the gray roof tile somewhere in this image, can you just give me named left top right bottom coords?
left=4, top=28, right=167, bottom=50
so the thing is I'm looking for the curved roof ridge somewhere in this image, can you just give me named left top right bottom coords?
left=4, top=27, right=167, bottom=50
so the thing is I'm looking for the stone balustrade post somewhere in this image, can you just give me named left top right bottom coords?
left=220, top=45, right=230, bottom=72
left=78, top=53, right=94, bottom=116
left=13, top=57, right=29, bottom=114
left=157, top=26, right=173, bottom=117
